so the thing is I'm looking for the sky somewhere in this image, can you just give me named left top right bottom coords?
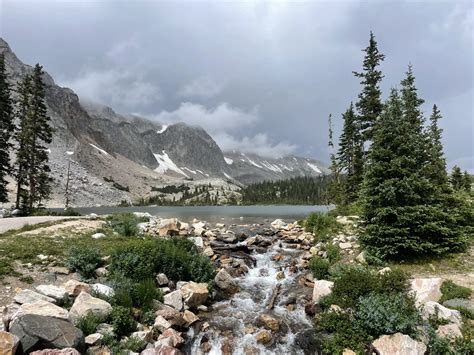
left=1, top=0, right=473, bottom=169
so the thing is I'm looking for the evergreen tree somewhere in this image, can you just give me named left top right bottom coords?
left=450, top=166, right=463, bottom=191
left=360, top=87, right=465, bottom=259
left=462, top=171, right=471, bottom=192
left=337, top=102, right=364, bottom=203
left=0, top=54, right=14, bottom=203
left=14, top=65, right=53, bottom=212
left=353, top=31, right=385, bottom=143
left=424, top=104, right=449, bottom=191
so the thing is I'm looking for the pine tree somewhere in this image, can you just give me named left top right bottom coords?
left=327, top=113, right=342, bottom=204
left=424, top=104, right=449, bottom=191
left=462, top=171, right=471, bottom=192
left=0, top=54, right=14, bottom=203
left=450, top=166, right=463, bottom=191
left=15, top=74, right=32, bottom=210
left=353, top=31, right=385, bottom=143
left=337, top=102, right=364, bottom=203
left=14, top=65, right=53, bottom=212
left=360, top=86, right=465, bottom=259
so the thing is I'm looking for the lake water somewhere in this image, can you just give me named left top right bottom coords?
left=58, top=205, right=332, bottom=224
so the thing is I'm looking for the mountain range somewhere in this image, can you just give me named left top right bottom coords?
left=0, top=38, right=328, bottom=207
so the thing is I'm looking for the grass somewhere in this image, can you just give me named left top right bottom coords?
left=440, top=280, right=472, bottom=303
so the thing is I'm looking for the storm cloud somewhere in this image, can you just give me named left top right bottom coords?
left=1, top=0, right=472, bottom=165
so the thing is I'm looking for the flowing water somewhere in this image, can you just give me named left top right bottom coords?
left=187, top=234, right=315, bottom=354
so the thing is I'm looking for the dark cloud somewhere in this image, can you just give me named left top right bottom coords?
left=1, top=0, right=472, bottom=166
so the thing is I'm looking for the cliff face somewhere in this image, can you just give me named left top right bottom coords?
left=0, top=38, right=327, bottom=207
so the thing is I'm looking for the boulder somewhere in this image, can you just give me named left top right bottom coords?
left=91, top=284, right=114, bottom=298
left=339, top=242, right=352, bottom=250
left=410, top=278, right=442, bottom=304
left=63, top=280, right=91, bottom=297
left=142, top=344, right=182, bottom=355
left=192, top=222, right=206, bottom=236
left=156, top=273, right=169, bottom=286
left=255, top=330, right=272, bottom=344
left=35, top=285, right=68, bottom=304
left=153, top=316, right=172, bottom=333
left=13, top=301, right=69, bottom=321
left=312, top=280, right=334, bottom=304
left=180, top=282, right=208, bottom=308
left=91, top=233, right=105, bottom=239
left=9, top=314, right=84, bottom=353
left=155, top=306, right=186, bottom=328
left=189, top=237, right=204, bottom=249
left=257, top=314, right=280, bottom=332
left=372, top=333, right=426, bottom=355
left=30, top=349, right=81, bottom=355
left=203, top=247, right=214, bottom=257
left=422, top=301, right=462, bottom=325
left=0, top=331, right=20, bottom=355
left=436, top=323, right=462, bottom=339
left=85, top=333, right=103, bottom=346
left=163, top=291, right=183, bottom=311
left=355, top=251, right=366, bottom=264
left=183, top=310, right=199, bottom=326
left=158, top=219, right=181, bottom=237
left=69, top=292, right=112, bottom=322
left=158, top=329, right=184, bottom=348
left=131, top=330, right=153, bottom=343
left=14, top=289, right=55, bottom=305
left=270, top=219, right=287, bottom=229
left=214, top=269, right=238, bottom=294
left=342, top=350, right=357, bottom=355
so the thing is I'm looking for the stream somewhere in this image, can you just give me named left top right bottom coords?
left=185, top=224, right=317, bottom=355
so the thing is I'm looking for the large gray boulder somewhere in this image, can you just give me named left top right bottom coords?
left=69, top=292, right=112, bottom=323
left=214, top=269, right=239, bottom=294
left=14, top=290, right=55, bottom=305
left=312, top=280, right=334, bottom=304
left=410, top=278, right=442, bottom=304
left=9, top=314, right=84, bottom=353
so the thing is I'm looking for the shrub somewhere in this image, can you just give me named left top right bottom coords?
left=317, top=311, right=369, bottom=354
left=108, top=237, right=215, bottom=283
left=66, top=246, right=102, bottom=279
left=325, top=244, right=341, bottom=264
left=440, top=280, right=471, bottom=303
left=325, top=265, right=409, bottom=309
left=75, top=313, right=104, bottom=336
left=106, top=213, right=146, bottom=237
left=355, top=293, right=421, bottom=337
left=121, top=336, right=147, bottom=352
left=309, top=257, right=330, bottom=280
left=131, top=278, right=163, bottom=311
left=110, top=306, right=137, bottom=337
left=305, top=212, right=339, bottom=242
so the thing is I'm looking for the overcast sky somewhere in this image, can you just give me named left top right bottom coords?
left=1, top=0, right=472, bottom=169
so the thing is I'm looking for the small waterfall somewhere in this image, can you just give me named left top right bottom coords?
left=188, top=240, right=314, bottom=355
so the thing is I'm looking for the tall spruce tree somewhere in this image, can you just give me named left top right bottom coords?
left=353, top=31, right=385, bottom=143
left=0, top=54, right=14, bottom=203
left=14, top=65, right=53, bottom=212
left=462, top=171, right=471, bottom=192
left=337, top=102, right=364, bottom=203
left=450, top=166, right=463, bottom=191
left=361, top=68, right=467, bottom=258
left=424, top=104, right=449, bottom=191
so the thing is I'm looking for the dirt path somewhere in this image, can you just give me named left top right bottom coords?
left=0, top=216, right=84, bottom=234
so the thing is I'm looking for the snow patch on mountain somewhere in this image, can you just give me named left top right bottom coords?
left=89, top=143, right=109, bottom=156
left=306, top=162, right=321, bottom=173
left=156, top=124, right=169, bottom=134
left=153, top=151, right=189, bottom=177
left=224, top=157, right=233, bottom=165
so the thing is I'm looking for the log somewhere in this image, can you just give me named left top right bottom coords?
left=268, top=283, right=281, bottom=310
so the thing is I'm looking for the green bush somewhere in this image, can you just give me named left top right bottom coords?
left=309, top=257, right=330, bottom=280
left=106, top=213, right=146, bottom=237
left=325, top=244, right=341, bottom=264
left=317, top=311, right=369, bottom=354
left=324, top=266, right=409, bottom=309
left=66, top=246, right=102, bottom=279
left=440, top=280, right=472, bottom=303
left=110, top=306, right=137, bottom=337
left=131, top=278, right=163, bottom=311
left=355, top=293, right=420, bottom=337
left=305, top=212, right=339, bottom=242
left=121, top=336, right=147, bottom=352
left=108, top=237, right=215, bottom=283
left=75, top=313, right=104, bottom=336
